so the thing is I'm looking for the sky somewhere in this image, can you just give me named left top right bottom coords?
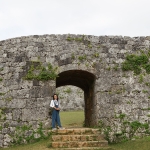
left=0, top=0, right=150, bottom=41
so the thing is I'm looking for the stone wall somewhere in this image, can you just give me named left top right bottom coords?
left=56, top=86, right=84, bottom=111
left=1, top=34, right=150, bottom=146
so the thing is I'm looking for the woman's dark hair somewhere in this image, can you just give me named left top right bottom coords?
left=52, top=94, right=59, bottom=100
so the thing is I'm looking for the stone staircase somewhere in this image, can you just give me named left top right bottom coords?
left=49, top=128, right=114, bottom=150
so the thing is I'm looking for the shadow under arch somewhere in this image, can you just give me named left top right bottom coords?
left=56, top=70, right=96, bottom=127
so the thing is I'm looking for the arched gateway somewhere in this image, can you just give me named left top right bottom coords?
left=56, top=70, right=96, bottom=126
left=1, top=34, right=150, bottom=146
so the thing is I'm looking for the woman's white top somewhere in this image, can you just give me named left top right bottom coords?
left=50, top=100, right=60, bottom=108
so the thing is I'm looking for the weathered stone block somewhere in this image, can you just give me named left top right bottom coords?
left=37, top=98, right=49, bottom=108
left=29, top=87, right=41, bottom=98
left=7, top=99, right=26, bottom=109
left=22, top=107, right=47, bottom=121
left=58, top=57, right=72, bottom=66
left=26, top=99, right=37, bottom=109
left=12, top=109, right=22, bottom=121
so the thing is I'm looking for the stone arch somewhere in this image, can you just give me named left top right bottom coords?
left=56, top=70, right=96, bottom=127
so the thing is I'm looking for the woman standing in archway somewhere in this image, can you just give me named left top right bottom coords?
left=50, top=94, right=64, bottom=130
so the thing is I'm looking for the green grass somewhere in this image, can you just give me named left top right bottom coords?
left=0, top=139, right=50, bottom=150
left=110, top=136, right=150, bottom=150
left=1, top=111, right=150, bottom=150
left=3, top=135, right=150, bottom=150
left=60, top=110, right=84, bottom=128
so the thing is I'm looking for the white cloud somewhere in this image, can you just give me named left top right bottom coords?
left=0, top=0, right=150, bottom=40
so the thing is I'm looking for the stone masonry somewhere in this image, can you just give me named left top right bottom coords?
left=56, top=86, right=84, bottom=111
left=1, top=34, right=150, bottom=147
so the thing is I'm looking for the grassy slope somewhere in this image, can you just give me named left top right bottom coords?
left=1, top=111, right=150, bottom=150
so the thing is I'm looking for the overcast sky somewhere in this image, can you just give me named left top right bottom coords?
left=0, top=0, right=150, bottom=41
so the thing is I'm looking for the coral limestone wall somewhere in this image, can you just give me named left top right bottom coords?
left=56, top=86, right=84, bottom=111
left=1, top=34, right=150, bottom=146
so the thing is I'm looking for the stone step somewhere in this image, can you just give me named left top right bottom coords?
left=52, top=128, right=100, bottom=135
left=48, top=147, right=114, bottom=150
left=52, top=141, right=108, bottom=148
left=50, top=128, right=109, bottom=149
left=52, top=134, right=104, bottom=142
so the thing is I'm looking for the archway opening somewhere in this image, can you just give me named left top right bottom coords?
left=56, top=70, right=96, bottom=127
left=56, top=85, right=84, bottom=128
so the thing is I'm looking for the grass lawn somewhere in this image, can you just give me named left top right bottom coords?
left=0, top=139, right=51, bottom=150
left=110, top=136, right=150, bottom=150
left=60, top=110, right=84, bottom=128
left=1, top=111, right=150, bottom=150
left=2, top=137, right=150, bottom=150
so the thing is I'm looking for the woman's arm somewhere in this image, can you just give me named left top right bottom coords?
left=50, top=100, right=54, bottom=108
left=50, top=100, right=59, bottom=110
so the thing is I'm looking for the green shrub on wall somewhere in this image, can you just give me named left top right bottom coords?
left=0, top=68, right=3, bottom=71
left=0, top=108, right=6, bottom=120
left=78, top=55, right=87, bottom=61
left=24, top=62, right=58, bottom=81
left=122, top=54, right=149, bottom=75
left=12, top=123, right=51, bottom=145
left=99, top=113, right=150, bottom=143
left=66, top=35, right=85, bottom=43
